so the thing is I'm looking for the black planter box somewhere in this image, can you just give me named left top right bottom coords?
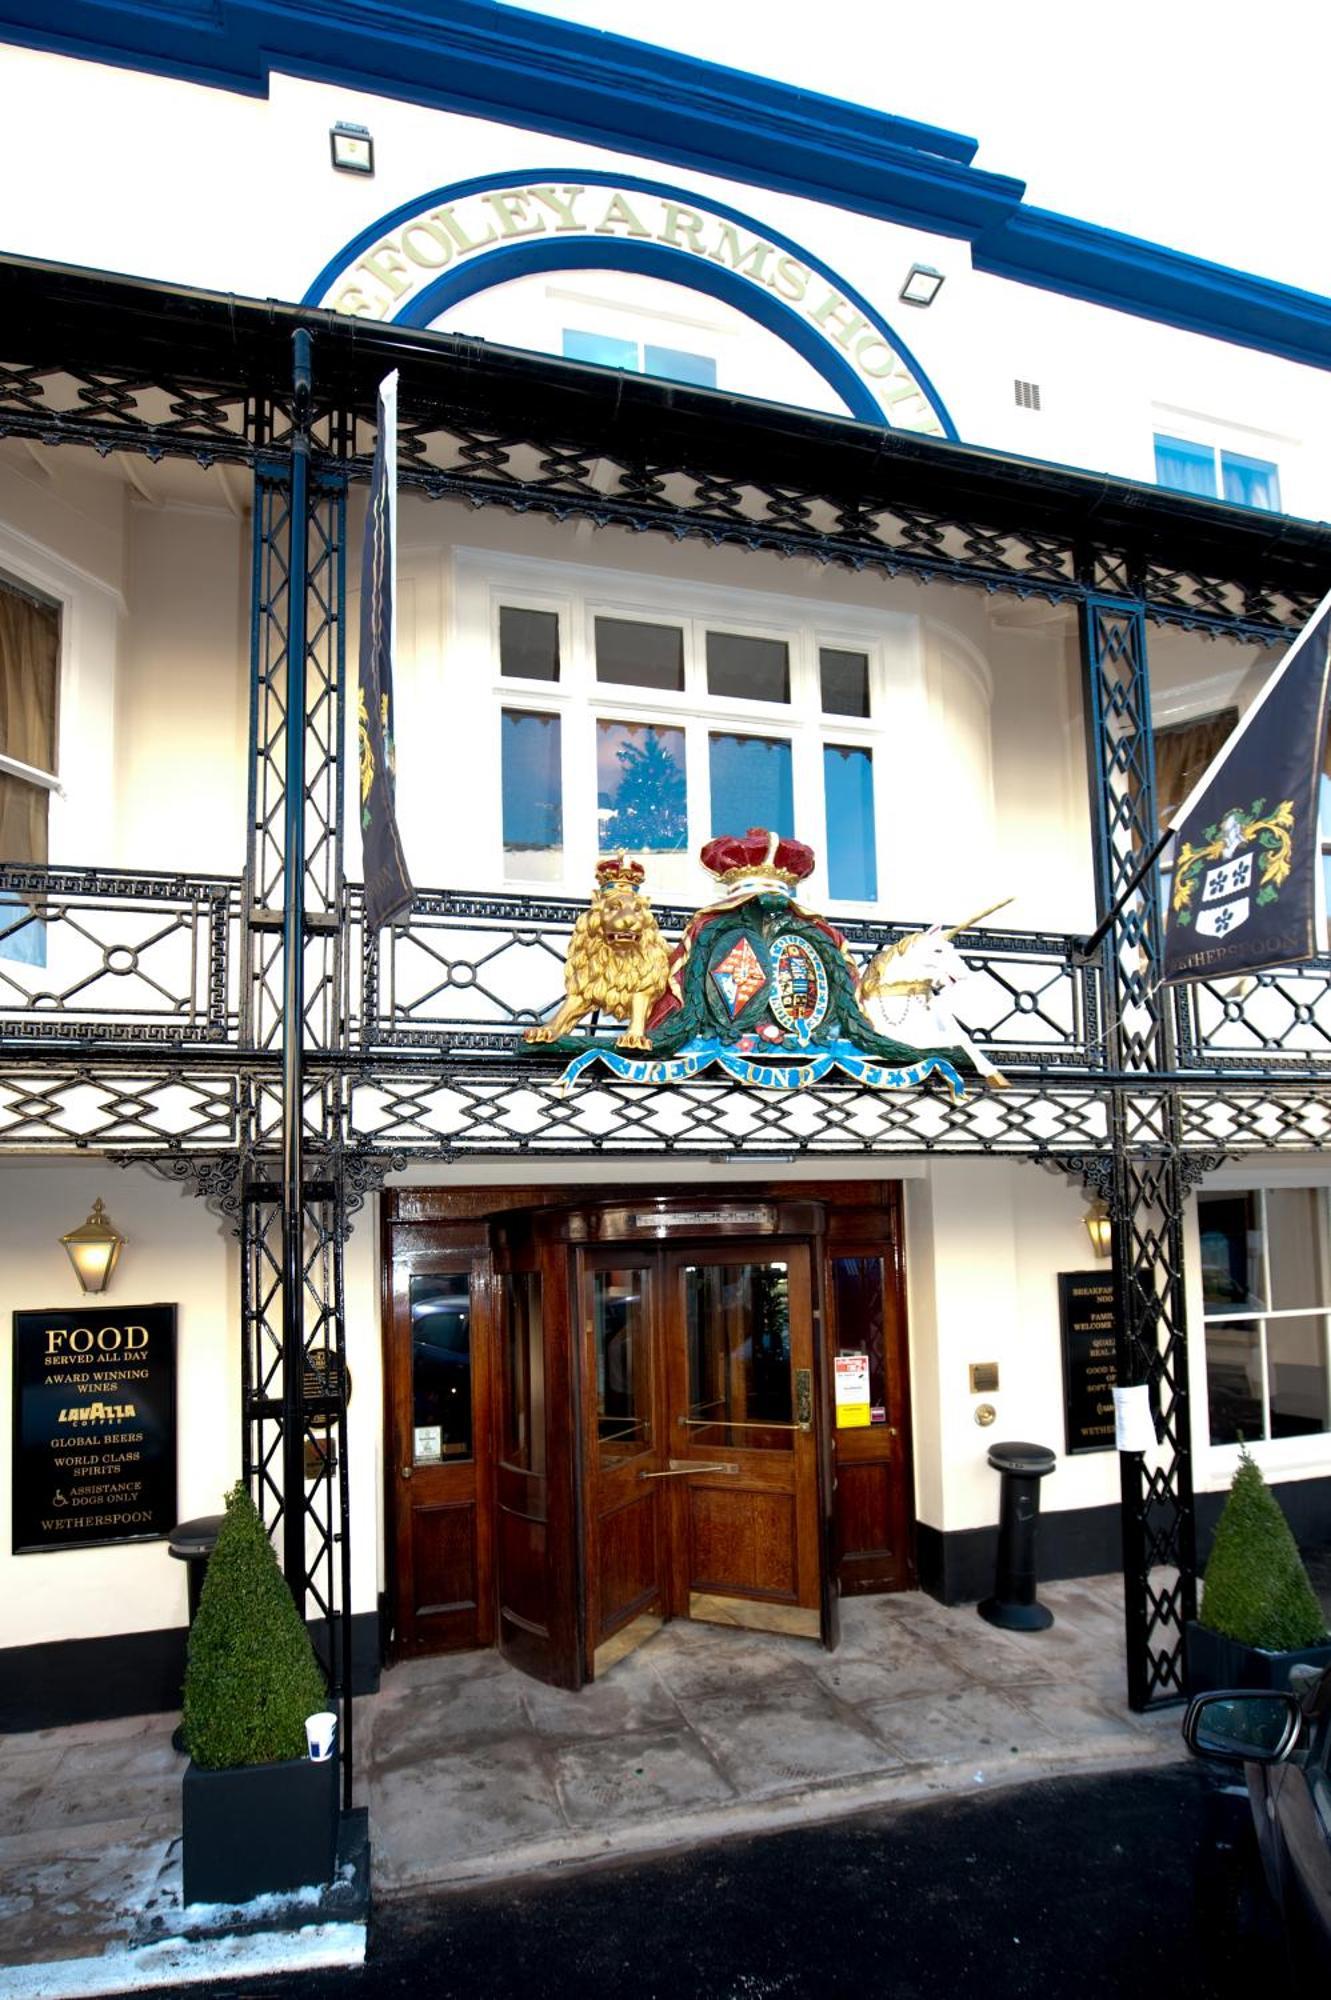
left=1183, top=1619, right=1331, bottom=1697
left=182, top=1754, right=339, bottom=1906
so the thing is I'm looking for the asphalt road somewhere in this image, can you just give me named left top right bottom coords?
left=166, top=1762, right=1302, bottom=2000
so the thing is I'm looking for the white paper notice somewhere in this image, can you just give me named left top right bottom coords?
left=834, top=1352, right=871, bottom=1429
left=1113, top=1383, right=1156, bottom=1453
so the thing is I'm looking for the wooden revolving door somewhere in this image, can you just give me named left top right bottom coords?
left=490, top=1198, right=834, bottom=1690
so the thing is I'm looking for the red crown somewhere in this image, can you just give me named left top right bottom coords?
left=700, top=828, right=815, bottom=887
left=595, top=854, right=646, bottom=888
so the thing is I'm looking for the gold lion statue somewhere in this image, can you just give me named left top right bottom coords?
left=524, top=856, right=671, bottom=1052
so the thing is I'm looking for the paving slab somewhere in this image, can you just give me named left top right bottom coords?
left=0, top=1574, right=1192, bottom=1984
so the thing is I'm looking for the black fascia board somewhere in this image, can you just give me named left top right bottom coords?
left=4, top=253, right=1329, bottom=605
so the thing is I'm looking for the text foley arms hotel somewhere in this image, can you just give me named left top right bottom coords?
left=2, top=0, right=1331, bottom=1742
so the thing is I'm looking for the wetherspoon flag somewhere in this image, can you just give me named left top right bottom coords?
left=1163, top=588, right=1331, bottom=983
left=358, top=370, right=414, bottom=931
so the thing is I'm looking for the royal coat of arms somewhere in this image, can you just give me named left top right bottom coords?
left=523, top=829, right=1008, bottom=1096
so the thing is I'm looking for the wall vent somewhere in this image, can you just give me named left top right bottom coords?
left=1014, top=379, right=1041, bottom=410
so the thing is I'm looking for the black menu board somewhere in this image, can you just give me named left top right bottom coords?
left=12, top=1304, right=177, bottom=1552
left=1058, top=1272, right=1118, bottom=1455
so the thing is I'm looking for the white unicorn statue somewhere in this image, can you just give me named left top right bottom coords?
left=856, top=899, right=1013, bottom=1090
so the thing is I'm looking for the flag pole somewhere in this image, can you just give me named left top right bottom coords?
left=1071, top=825, right=1174, bottom=963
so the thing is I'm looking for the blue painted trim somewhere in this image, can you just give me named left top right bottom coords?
left=972, top=208, right=1331, bottom=372
left=0, top=0, right=1017, bottom=242
left=4, top=2, right=1331, bottom=373
left=304, top=166, right=956, bottom=437
left=400, top=240, right=880, bottom=424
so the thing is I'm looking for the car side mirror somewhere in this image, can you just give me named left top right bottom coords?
left=1183, top=1688, right=1302, bottom=1764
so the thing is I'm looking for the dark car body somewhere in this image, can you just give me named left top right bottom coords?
left=1185, top=1667, right=1331, bottom=1969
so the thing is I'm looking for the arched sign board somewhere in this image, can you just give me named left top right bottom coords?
left=306, top=169, right=956, bottom=436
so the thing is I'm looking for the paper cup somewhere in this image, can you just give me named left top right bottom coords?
left=305, top=1710, right=338, bottom=1761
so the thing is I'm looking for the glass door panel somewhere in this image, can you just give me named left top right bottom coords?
left=591, top=1267, right=654, bottom=1461
left=684, top=1260, right=794, bottom=1450
left=409, top=1271, right=473, bottom=1464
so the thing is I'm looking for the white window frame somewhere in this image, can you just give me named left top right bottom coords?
left=1192, top=1169, right=1331, bottom=1477
left=463, top=549, right=914, bottom=913
left=1150, top=405, right=1290, bottom=512
left=0, top=524, right=121, bottom=864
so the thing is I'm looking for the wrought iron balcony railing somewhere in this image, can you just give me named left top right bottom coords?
left=3, top=861, right=1331, bottom=1085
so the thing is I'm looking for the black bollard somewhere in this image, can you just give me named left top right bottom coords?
left=978, top=1441, right=1057, bottom=1632
left=168, top=1512, right=224, bottom=1751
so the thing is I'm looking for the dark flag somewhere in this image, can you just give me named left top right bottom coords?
left=359, top=369, right=414, bottom=931
left=1163, top=590, right=1331, bottom=983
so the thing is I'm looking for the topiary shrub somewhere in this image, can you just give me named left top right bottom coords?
left=1199, top=1450, right=1328, bottom=1651
left=182, top=1482, right=328, bottom=1769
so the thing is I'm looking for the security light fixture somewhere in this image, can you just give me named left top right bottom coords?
left=1083, top=1197, right=1113, bottom=1260
left=61, top=1198, right=126, bottom=1294
left=330, top=122, right=374, bottom=176
left=899, top=263, right=945, bottom=308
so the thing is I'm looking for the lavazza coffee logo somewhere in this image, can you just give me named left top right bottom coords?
left=314, top=173, right=950, bottom=435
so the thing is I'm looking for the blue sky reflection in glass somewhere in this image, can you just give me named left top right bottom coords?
left=597, top=721, right=688, bottom=851
left=824, top=744, right=877, bottom=900
left=502, top=709, right=563, bottom=850
left=709, top=732, right=794, bottom=837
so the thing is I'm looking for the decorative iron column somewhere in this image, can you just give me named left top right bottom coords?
left=239, top=331, right=354, bottom=1787
left=1080, top=585, right=1196, bottom=1708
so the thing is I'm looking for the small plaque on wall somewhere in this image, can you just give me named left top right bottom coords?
left=1058, top=1272, right=1118, bottom=1455
left=11, top=1304, right=177, bottom=1553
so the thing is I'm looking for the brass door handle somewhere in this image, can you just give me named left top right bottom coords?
left=639, top=1459, right=739, bottom=1479
left=400, top=1464, right=413, bottom=1480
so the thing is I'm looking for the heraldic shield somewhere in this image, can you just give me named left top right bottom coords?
left=521, top=829, right=1011, bottom=1096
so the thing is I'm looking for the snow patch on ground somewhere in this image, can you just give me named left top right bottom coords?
left=0, top=1921, right=366, bottom=2000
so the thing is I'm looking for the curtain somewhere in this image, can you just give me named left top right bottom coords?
left=1153, top=708, right=1238, bottom=829
left=0, top=582, right=59, bottom=866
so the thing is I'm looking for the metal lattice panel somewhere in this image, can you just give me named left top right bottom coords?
left=346, top=1066, right=1113, bottom=1156
left=1112, top=1126, right=1196, bottom=1710
left=0, top=1063, right=241, bottom=1147
left=0, top=867, right=237, bottom=1043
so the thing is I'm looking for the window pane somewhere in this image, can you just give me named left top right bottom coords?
left=502, top=709, right=562, bottom=875
left=1154, top=434, right=1218, bottom=499
left=0, top=892, right=45, bottom=966
left=824, top=745, right=877, bottom=900
left=1268, top=1315, right=1330, bottom=1438
left=1205, top=1319, right=1264, bottom=1445
left=643, top=344, right=717, bottom=388
left=820, top=648, right=870, bottom=718
left=594, top=616, right=685, bottom=692
left=563, top=329, right=638, bottom=371
left=409, top=1272, right=473, bottom=1464
left=1221, top=451, right=1281, bottom=512
left=499, top=605, right=560, bottom=682
left=706, top=631, right=790, bottom=703
left=591, top=1268, right=653, bottom=1461
left=501, top=1272, right=545, bottom=1474
left=685, top=1261, right=793, bottom=1451
left=1199, top=1193, right=1263, bottom=1310
left=1264, top=1188, right=1324, bottom=1312
left=831, top=1256, right=888, bottom=1424
left=597, top=721, right=688, bottom=851
left=708, top=732, right=794, bottom=836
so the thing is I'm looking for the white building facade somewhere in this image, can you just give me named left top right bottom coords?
left=2, top=3, right=1330, bottom=1736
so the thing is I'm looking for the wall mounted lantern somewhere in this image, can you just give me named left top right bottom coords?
left=61, top=1199, right=126, bottom=1294
left=899, top=263, right=945, bottom=308
left=330, top=122, right=374, bottom=175
left=1083, top=1198, right=1113, bottom=1260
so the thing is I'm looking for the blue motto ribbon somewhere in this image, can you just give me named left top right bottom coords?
left=556, top=1035, right=967, bottom=1098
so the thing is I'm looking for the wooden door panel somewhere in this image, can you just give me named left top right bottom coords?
left=597, top=1490, right=660, bottom=1630
left=664, top=1244, right=820, bottom=1627
left=411, top=1502, right=479, bottom=1623
left=382, top=1220, right=495, bottom=1659
left=826, top=1211, right=915, bottom=1598
left=689, top=1486, right=796, bottom=1598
